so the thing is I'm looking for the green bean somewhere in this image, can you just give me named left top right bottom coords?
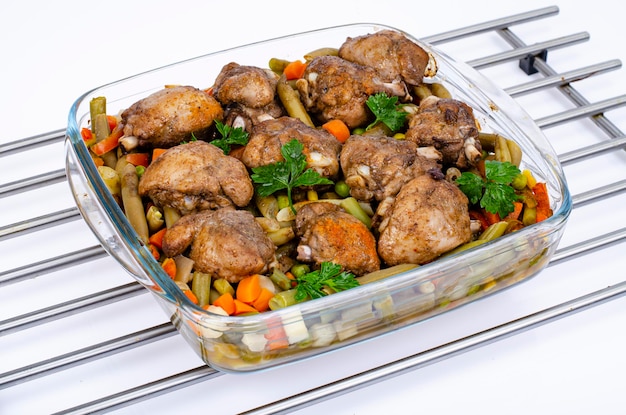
left=477, top=132, right=497, bottom=153
left=412, top=84, right=433, bottom=102
left=191, top=272, right=212, bottom=307
left=430, top=82, right=452, bottom=99
left=340, top=197, right=372, bottom=228
left=277, top=74, right=314, bottom=127
left=89, top=96, right=107, bottom=134
left=290, top=263, right=310, bottom=279
left=334, top=180, right=350, bottom=198
left=277, top=194, right=290, bottom=210
left=268, top=288, right=299, bottom=310
left=478, top=221, right=509, bottom=242
left=116, top=159, right=149, bottom=243
left=303, top=47, right=339, bottom=61
left=522, top=206, right=537, bottom=226
left=97, top=165, right=120, bottom=196
left=494, top=135, right=512, bottom=163
left=356, top=263, right=418, bottom=285
left=443, top=239, right=487, bottom=256
left=268, top=57, right=290, bottom=74
left=506, top=138, right=523, bottom=167
left=270, top=268, right=293, bottom=291
left=94, top=113, right=117, bottom=168
left=213, top=278, right=235, bottom=296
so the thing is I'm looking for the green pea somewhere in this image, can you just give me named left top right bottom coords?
left=334, top=180, right=350, bottom=198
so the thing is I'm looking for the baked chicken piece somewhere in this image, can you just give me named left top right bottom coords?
left=241, top=116, right=342, bottom=179
left=162, top=208, right=276, bottom=283
left=377, top=172, right=472, bottom=266
left=121, top=85, right=223, bottom=148
left=295, top=55, right=410, bottom=129
left=339, top=29, right=431, bottom=86
left=138, top=141, right=253, bottom=215
left=405, top=95, right=482, bottom=169
left=212, top=62, right=285, bottom=131
left=295, top=202, right=380, bottom=276
left=339, top=134, right=442, bottom=202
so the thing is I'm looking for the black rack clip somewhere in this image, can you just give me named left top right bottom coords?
left=519, top=49, right=548, bottom=75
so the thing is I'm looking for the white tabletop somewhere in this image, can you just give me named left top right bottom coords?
left=1, top=1, right=625, bottom=414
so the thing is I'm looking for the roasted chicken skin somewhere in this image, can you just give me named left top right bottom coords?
left=339, top=29, right=430, bottom=86
left=295, top=202, right=380, bottom=276
left=296, top=55, right=410, bottom=129
left=405, top=96, right=482, bottom=169
left=121, top=85, right=223, bottom=148
left=241, top=116, right=342, bottom=178
left=212, top=62, right=279, bottom=108
left=340, top=134, right=442, bottom=202
left=377, top=172, right=472, bottom=266
left=138, top=141, right=253, bottom=215
left=162, top=208, right=277, bottom=283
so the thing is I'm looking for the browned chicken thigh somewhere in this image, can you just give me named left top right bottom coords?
left=340, top=134, right=442, bottom=202
left=377, top=172, right=472, bottom=266
left=241, top=116, right=342, bottom=178
left=121, top=85, right=223, bottom=148
left=339, top=29, right=430, bottom=86
left=212, top=62, right=285, bottom=131
left=295, top=55, right=410, bottom=129
left=405, top=96, right=482, bottom=169
left=295, top=202, right=380, bottom=276
left=162, top=208, right=277, bottom=283
left=138, top=141, right=253, bottom=215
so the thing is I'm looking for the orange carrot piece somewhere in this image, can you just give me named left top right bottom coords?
left=236, top=274, right=262, bottom=304
left=106, top=115, right=118, bottom=131
left=283, top=60, right=307, bottom=80
left=148, top=227, right=167, bottom=249
left=91, top=125, right=124, bottom=156
left=265, top=316, right=289, bottom=350
left=184, top=289, right=198, bottom=305
left=126, top=153, right=150, bottom=168
left=147, top=243, right=160, bottom=260
left=151, top=148, right=168, bottom=162
left=92, top=156, right=105, bottom=167
left=213, top=292, right=236, bottom=315
left=251, top=288, right=274, bottom=312
left=504, top=201, right=524, bottom=221
left=322, top=119, right=351, bottom=143
left=161, top=257, right=177, bottom=279
left=233, top=299, right=258, bottom=315
left=533, top=182, right=551, bottom=222
left=484, top=210, right=501, bottom=225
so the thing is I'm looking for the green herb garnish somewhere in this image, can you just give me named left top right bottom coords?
left=295, top=262, right=360, bottom=301
left=456, top=160, right=522, bottom=218
left=251, top=139, right=333, bottom=214
left=365, top=92, right=407, bottom=132
left=212, top=120, right=249, bottom=154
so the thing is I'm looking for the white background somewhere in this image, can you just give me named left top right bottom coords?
left=1, top=1, right=626, bottom=414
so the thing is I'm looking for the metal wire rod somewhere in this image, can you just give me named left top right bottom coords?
left=0, top=168, right=67, bottom=198
left=0, top=207, right=80, bottom=242
left=0, top=129, right=65, bottom=157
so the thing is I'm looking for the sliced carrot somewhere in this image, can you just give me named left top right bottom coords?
left=265, top=316, right=289, bottom=350
left=151, top=148, right=168, bottom=162
left=81, top=127, right=96, bottom=146
left=251, top=288, right=274, bottom=312
left=147, top=243, right=160, bottom=260
left=213, top=292, right=236, bottom=315
left=283, top=60, right=307, bottom=80
left=126, top=153, right=150, bottom=168
left=533, top=182, right=552, bottom=222
left=149, top=227, right=167, bottom=249
left=106, top=115, right=118, bottom=132
left=236, top=274, right=262, bottom=304
left=233, top=299, right=258, bottom=315
left=161, top=257, right=177, bottom=279
left=92, top=155, right=105, bottom=167
left=91, top=125, right=124, bottom=156
left=504, top=201, right=524, bottom=221
left=184, top=289, right=198, bottom=305
left=322, top=119, right=351, bottom=143
left=484, top=210, right=501, bottom=225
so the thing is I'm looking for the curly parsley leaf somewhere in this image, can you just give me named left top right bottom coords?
left=295, top=262, right=360, bottom=301
left=365, top=92, right=408, bottom=133
left=212, top=120, right=249, bottom=154
left=456, top=160, right=522, bottom=218
left=250, top=139, right=333, bottom=213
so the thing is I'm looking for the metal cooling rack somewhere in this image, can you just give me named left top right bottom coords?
left=1, top=5, right=626, bottom=414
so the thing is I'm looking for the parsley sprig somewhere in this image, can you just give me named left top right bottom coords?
left=250, top=139, right=333, bottom=214
left=212, top=120, right=249, bottom=154
left=456, top=160, right=522, bottom=218
left=365, top=92, right=408, bottom=132
left=295, top=262, right=360, bottom=301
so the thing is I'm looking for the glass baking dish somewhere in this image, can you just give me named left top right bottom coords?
left=65, top=23, right=571, bottom=372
